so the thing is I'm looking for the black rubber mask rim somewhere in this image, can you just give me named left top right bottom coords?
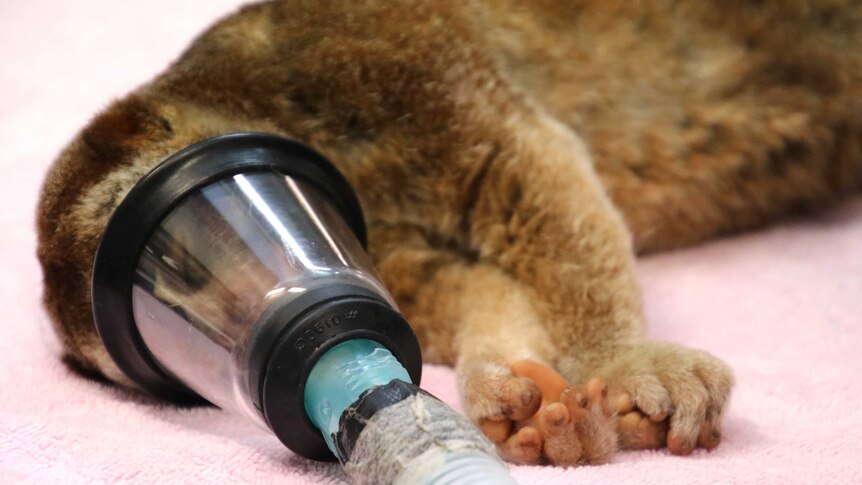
left=90, top=132, right=367, bottom=402
left=250, top=284, right=422, bottom=461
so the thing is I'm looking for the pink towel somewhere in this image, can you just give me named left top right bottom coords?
left=2, top=1, right=861, bottom=482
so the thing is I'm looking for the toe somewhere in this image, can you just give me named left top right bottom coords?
left=499, top=376, right=543, bottom=421
left=649, top=411, right=668, bottom=422
left=616, top=375, right=673, bottom=421
left=612, top=391, right=634, bottom=415
left=586, top=378, right=608, bottom=401
left=617, top=411, right=667, bottom=449
left=696, top=413, right=722, bottom=450
left=542, top=424, right=583, bottom=465
left=561, top=385, right=589, bottom=420
left=538, top=402, right=570, bottom=436
left=586, top=378, right=613, bottom=417
left=499, top=426, right=543, bottom=464
left=479, top=417, right=512, bottom=443
left=559, top=383, right=618, bottom=464
left=512, top=360, right=569, bottom=403
left=667, top=430, right=696, bottom=455
left=693, top=356, right=732, bottom=451
left=538, top=403, right=585, bottom=465
left=665, top=376, right=709, bottom=455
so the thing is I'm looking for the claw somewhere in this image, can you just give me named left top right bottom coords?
left=697, top=422, right=722, bottom=450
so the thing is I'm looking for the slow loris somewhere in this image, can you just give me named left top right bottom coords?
left=36, top=0, right=862, bottom=466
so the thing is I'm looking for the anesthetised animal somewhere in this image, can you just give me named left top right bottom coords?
left=37, top=0, right=862, bottom=465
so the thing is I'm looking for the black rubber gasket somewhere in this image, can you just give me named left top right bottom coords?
left=258, top=290, right=422, bottom=461
left=246, top=284, right=387, bottom=412
left=91, top=132, right=367, bottom=402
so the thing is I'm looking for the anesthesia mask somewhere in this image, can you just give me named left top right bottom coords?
left=90, top=133, right=514, bottom=484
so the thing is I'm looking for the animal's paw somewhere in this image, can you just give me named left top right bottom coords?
left=465, top=360, right=617, bottom=466
left=601, top=342, right=733, bottom=455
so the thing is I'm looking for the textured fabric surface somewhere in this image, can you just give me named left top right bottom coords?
left=2, top=1, right=862, bottom=483
left=343, top=393, right=499, bottom=484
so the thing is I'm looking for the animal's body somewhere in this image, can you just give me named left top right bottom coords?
left=37, top=0, right=862, bottom=465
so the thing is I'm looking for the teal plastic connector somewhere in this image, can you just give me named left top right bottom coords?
left=304, top=339, right=412, bottom=454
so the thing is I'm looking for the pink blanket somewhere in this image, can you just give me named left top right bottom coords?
left=2, top=1, right=861, bottom=482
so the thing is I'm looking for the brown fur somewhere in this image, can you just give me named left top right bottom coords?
left=37, top=0, right=862, bottom=465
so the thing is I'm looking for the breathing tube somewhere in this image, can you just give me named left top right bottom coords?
left=90, top=133, right=516, bottom=484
